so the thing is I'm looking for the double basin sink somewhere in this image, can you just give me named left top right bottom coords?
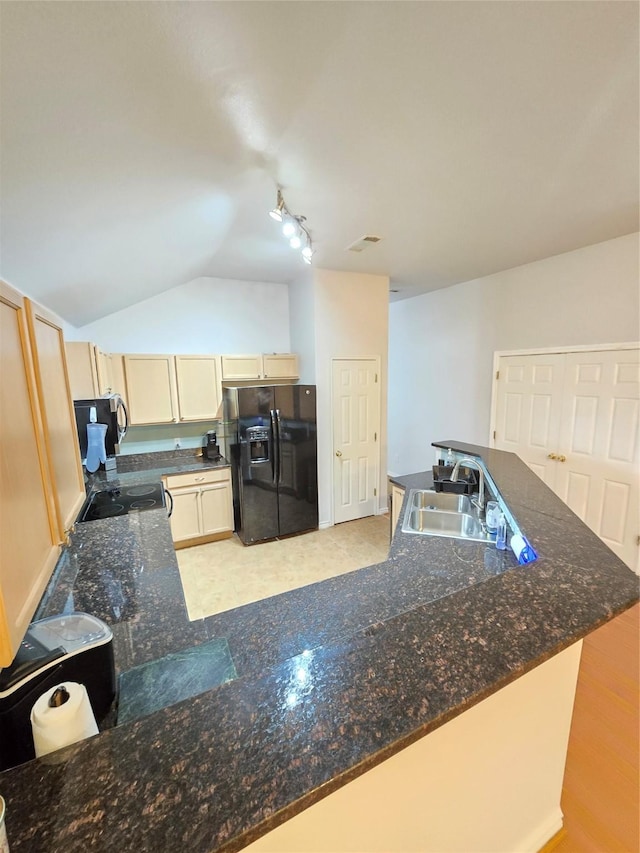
left=401, top=489, right=491, bottom=543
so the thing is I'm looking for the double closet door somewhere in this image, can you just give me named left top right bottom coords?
left=493, top=348, right=639, bottom=570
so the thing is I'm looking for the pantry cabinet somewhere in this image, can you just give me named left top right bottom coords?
left=221, top=353, right=299, bottom=381
left=25, top=299, right=86, bottom=538
left=164, top=468, right=233, bottom=548
left=0, top=282, right=61, bottom=666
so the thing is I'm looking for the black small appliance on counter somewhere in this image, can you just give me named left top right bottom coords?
left=0, top=612, right=115, bottom=770
left=203, top=430, right=220, bottom=460
left=73, top=395, right=128, bottom=468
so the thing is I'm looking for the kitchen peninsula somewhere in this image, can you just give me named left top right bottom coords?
left=0, top=442, right=637, bottom=852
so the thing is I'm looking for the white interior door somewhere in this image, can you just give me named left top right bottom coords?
left=493, top=347, right=640, bottom=571
left=332, top=359, right=380, bottom=524
left=555, top=350, right=640, bottom=567
left=494, top=354, right=565, bottom=487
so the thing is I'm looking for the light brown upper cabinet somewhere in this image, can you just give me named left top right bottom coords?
left=65, top=341, right=127, bottom=403
left=65, top=341, right=101, bottom=398
left=221, top=353, right=299, bottom=381
left=124, top=354, right=222, bottom=425
left=0, top=282, right=61, bottom=666
left=174, top=355, right=222, bottom=421
left=262, top=353, right=299, bottom=380
left=124, top=354, right=177, bottom=425
left=25, top=299, right=86, bottom=539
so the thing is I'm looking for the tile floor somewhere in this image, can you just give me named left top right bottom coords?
left=177, top=514, right=391, bottom=620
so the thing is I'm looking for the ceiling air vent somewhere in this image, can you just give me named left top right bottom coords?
left=346, top=235, right=382, bottom=253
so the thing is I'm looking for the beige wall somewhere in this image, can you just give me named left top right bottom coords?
left=312, top=269, right=389, bottom=526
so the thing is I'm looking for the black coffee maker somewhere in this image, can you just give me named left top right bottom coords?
left=203, top=430, right=220, bottom=460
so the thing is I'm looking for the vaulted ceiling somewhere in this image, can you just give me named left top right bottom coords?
left=1, top=1, right=638, bottom=327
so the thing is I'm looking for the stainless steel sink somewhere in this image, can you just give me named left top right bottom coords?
left=410, top=490, right=471, bottom=514
left=401, top=489, right=491, bottom=542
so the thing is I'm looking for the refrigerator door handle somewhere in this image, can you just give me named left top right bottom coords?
left=270, top=409, right=279, bottom=485
left=275, top=408, right=283, bottom=485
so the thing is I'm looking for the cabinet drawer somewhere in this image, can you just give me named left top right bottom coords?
left=164, top=468, right=230, bottom=489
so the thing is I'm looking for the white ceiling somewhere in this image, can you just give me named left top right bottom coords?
left=1, top=1, right=638, bottom=327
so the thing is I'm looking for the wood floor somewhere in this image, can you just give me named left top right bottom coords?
left=555, top=603, right=639, bottom=853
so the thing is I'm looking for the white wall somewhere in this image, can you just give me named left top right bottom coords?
left=388, top=233, right=640, bottom=475
left=313, top=269, right=389, bottom=526
left=288, top=271, right=316, bottom=384
left=68, top=276, right=291, bottom=353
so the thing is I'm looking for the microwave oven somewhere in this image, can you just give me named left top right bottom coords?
left=73, top=394, right=128, bottom=462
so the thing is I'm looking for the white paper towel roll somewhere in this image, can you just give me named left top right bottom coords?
left=30, top=682, right=99, bottom=759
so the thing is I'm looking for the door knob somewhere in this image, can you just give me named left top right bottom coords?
left=558, top=454, right=566, bottom=463
left=547, top=453, right=558, bottom=460
left=335, top=450, right=342, bottom=457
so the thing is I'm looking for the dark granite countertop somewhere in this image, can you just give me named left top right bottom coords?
left=85, top=448, right=230, bottom=492
left=0, top=443, right=637, bottom=852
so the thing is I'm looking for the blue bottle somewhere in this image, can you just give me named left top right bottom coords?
left=495, top=512, right=507, bottom=550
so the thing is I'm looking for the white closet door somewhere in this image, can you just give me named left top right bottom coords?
left=494, top=354, right=565, bottom=488
left=556, top=350, right=639, bottom=568
left=332, top=359, right=380, bottom=524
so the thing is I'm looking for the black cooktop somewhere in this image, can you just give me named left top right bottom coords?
left=78, top=483, right=166, bottom=523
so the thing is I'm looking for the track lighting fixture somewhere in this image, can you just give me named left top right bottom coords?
left=268, top=188, right=314, bottom=264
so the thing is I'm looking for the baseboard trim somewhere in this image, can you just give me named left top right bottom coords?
left=173, top=530, right=233, bottom=550
left=516, top=808, right=564, bottom=853
left=538, top=826, right=567, bottom=853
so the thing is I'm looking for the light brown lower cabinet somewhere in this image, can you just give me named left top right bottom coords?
left=391, top=483, right=405, bottom=537
left=164, top=469, right=233, bottom=549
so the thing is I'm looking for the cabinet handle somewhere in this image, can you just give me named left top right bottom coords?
left=547, top=453, right=558, bottom=460
left=195, top=476, right=205, bottom=482
left=336, top=450, right=342, bottom=457
left=557, top=455, right=566, bottom=463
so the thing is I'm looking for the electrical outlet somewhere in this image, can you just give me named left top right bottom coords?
left=174, top=438, right=181, bottom=449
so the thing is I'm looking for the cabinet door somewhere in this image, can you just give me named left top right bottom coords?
left=0, top=282, right=60, bottom=666
left=200, top=481, right=233, bottom=535
left=391, top=484, right=405, bottom=536
left=110, top=354, right=128, bottom=408
left=25, top=299, right=86, bottom=537
left=95, top=348, right=113, bottom=396
left=262, top=354, right=299, bottom=380
left=124, top=355, right=177, bottom=424
left=168, top=487, right=202, bottom=542
left=221, top=355, right=262, bottom=380
left=175, top=355, right=222, bottom=421
left=65, top=341, right=99, bottom=398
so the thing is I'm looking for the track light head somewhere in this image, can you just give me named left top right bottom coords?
left=268, top=189, right=285, bottom=222
left=282, top=218, right=297, bottom=239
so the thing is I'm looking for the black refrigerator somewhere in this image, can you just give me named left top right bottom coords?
left=223, top=385, right=318, bottom=545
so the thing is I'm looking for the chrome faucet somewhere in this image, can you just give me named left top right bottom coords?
left=450, top=457, right=485, bottom=513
